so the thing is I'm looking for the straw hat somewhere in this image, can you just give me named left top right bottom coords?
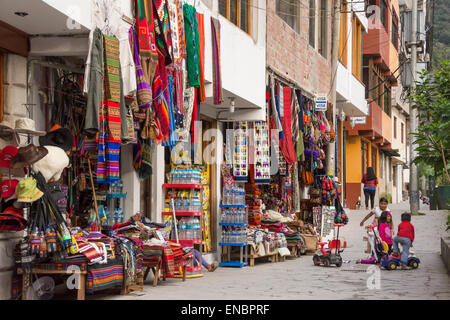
left=13, top=118, right=46, bottom=136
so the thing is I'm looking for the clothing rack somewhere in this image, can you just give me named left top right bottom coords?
left=267, top=66, right=315, bottom=100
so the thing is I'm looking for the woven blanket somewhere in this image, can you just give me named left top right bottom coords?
left=103, top=35, right=121, bottom=103
left=86, top=257, right=124, bottom=294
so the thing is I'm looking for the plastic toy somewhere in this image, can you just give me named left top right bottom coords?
left=381, top=253, right=420, bottom=270
left=313, top=223, right=347, bottom=267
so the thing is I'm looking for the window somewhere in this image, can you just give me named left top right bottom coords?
left=380, top=0, right=387, bottom=29
left=352, top=15, right=362, bottom=80
left=309, top=0, right=315, bottom=47
left=362, top=140, right=369, bottom=178
left=363, top=57, right=370, bottom=98
left=392, top=12, right=399, bottom=50
left=218, top=0, right=251, bottom=34
left=276, top=0, right=301, bottom=33
left=401, top=122, right=404, bottom=143
left=383, top=85, right=390, bottom=115
left=393, top=116, right=397, bottom=139
left=309, top=0, right=328, bottom=58
left=338, top=1, right=348, bottom=66
left=318, top=0, right=328, bottom=58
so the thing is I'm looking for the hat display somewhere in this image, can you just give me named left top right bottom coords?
left=31, top=145, right=69, bottom=182
left=15, top=177, right=44, bottom=203
left=0, top=179, right=19, bottom=199
left=0, top=146, right=18, bottom=168
left=39, top=125, right=73, bottom=152
left=0, top=121, right=19, bottom=146
left=10, top=144, right=48, bottom=169
left=13, top=118, right=46, bottom=136
left=0, top=206, right=26, bottom=231
left=0, top=146, right=27, bottom=177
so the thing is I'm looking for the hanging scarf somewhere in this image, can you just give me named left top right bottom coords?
left=152, top=54, right=171, bottom=141
left=211, top=17, right=223, bottom=104
left=162, top=74, right=177, bottom=148
left=167, top=0, right=184, bottom=65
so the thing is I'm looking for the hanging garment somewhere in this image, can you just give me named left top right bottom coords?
left=152, top=54, right=171, bottom=141
left=269, top=76, right=283, bottom=139
left=84, top=28, right=104, bottom=134
left=162, top=75, right=177, bottom=147
left=183, top=3, right=200, bottom=87
left=167, top=0, right=183, bottom=65
left=153, top=0, right=173, bottom=66
left=279, top=86, right=297, bottom=164
left=296, top=130, right=305, bottom=162
left=197, top=13, right=206, bottom=103
left=103, top=35, right=121, bottom=103
left=130, top=27, right=154, bottom=109
left=84, top=0, right=137, bottom=96
left=211, top=17, right=223, bottom=105
left=295, top=89, right=304, bottom=132
left=97, top=104, right=107, bottom=183
left=176, top=0, right=187, bottom=59
left=134, top=0, right=158, bottom=58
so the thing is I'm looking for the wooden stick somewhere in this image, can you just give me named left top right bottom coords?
left=87, top=157, right=101, bottom=225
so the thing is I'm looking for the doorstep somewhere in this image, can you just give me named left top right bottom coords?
left=441, top=237, right=450, bottom=275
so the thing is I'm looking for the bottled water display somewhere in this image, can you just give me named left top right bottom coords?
left=173, top=217, right=202, bottom=241
left=169, top=168, right=202, bottom=184
left=221, top=227, right=247, bottom=244
left=222, top=185, right=245, bottom=205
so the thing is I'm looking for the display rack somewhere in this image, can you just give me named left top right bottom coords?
left=219, top=204, right=248, bottom=268
left=162, top=183, right=204, bottom=278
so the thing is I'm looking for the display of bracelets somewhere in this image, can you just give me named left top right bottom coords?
left=233, top=121, right=248, bottom=178
left=253, top=121, right=270, bottom=181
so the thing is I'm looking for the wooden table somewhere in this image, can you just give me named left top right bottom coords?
left=17, top=267, right=87, bottom=300
left=142, top=256, right=162, bottom=287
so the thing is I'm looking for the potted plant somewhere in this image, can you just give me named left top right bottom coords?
left=409, top=61, right=450, bottom=210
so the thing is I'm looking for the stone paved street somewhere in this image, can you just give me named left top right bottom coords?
left=94, top=202, right=449, bottom=300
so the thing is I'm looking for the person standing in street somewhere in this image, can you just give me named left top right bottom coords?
left=362, top=167, right=378, bottom=210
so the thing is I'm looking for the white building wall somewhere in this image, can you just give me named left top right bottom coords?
left=336, top=2, right=369, bottom=117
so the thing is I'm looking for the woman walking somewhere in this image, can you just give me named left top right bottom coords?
left=362, top=167, right=378, bottom=210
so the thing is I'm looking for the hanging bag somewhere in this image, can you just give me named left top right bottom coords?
left=130, top=27, right=152, bottom=109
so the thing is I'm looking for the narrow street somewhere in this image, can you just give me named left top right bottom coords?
left=94, top=202, right=450, bottom=300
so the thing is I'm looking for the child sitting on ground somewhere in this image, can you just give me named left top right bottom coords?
left=392, top=213, right=415, bottom=270
left=378, top=211, right=393, bottom=253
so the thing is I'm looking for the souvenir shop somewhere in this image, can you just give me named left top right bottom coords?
left=0, top=0, right=224, bottom=299
left=217, top=73, right=348, bottom=267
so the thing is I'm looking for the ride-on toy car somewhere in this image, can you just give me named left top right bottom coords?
left=381, top=253, right=420, bottom=270
left=313, top=224, right=347, bottom=267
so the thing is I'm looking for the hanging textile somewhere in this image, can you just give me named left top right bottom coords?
left=84, top=28, right=104, bottom=134
left=162, top=74, right=177, bottom=147
left=211, top=17, right=223, bottom=105
left=279, top=86, right=297, bottom=164
left=197, top=13, right=206, bottom=103
left=152, top=54, right=171, bottom=141
left=176, top=0, right=187, bottom=59
left=134, top=0, right=158, bottom=58
left=269, top=76, right=283, bottom=139
left=167, top=0, right=183, bottom=65
left=183, top=3, right=200, bottom=87
left=153, top=0, right=173, bottom=66
left=130, top=27, right=153, bottom=109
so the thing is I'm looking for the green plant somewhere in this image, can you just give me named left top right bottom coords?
left=379, top=192, right=392, bottom=204
left=408, top=60, right=450, bottom=184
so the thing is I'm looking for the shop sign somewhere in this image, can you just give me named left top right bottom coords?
left=315, top=95, right=327, bottom=111
left=351, top=116, right=366, bottom=124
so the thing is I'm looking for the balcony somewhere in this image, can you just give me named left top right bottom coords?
left=363, top=24, right=390, bottom=73
left=344, top=100, right=391, bottom=147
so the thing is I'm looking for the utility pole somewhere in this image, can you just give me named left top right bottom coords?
left=326, top=0, right=340, bottom=177
left=409, top=0, right=419, bottom=215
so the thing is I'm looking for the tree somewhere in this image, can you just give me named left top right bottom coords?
left=408, top=60, right=450, bottom=184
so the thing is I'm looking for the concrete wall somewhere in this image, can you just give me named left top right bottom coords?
left=0, top=53, right=29, bottom=300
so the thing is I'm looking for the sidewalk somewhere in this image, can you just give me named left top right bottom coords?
left=91, top=201, right=449, bottom=300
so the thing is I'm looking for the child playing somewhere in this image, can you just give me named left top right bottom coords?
left=360, top=197, right=393, bottom=231
left=392, top=213, right=415, bottom=270
left=378, top=211, right=393, bottom=253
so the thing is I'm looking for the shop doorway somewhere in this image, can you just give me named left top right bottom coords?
left=140, top=176, right=152, bottom=219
